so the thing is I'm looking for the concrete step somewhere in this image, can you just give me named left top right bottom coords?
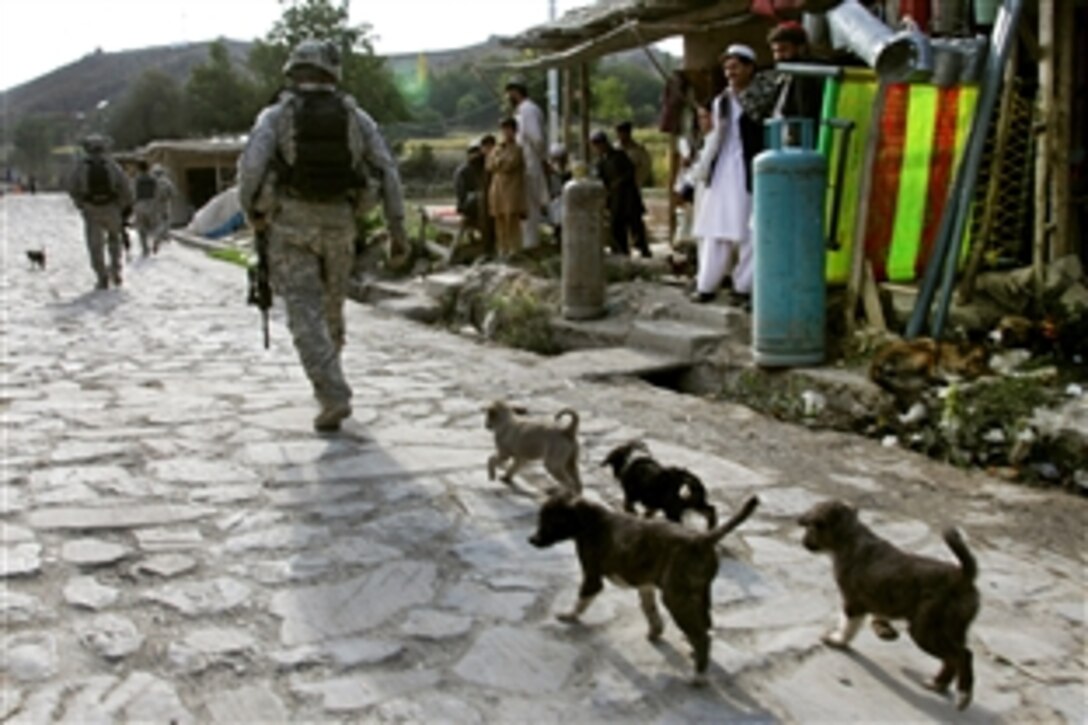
left=423, top=271, right=470, bottom=301
left=538, top=347, right=689, bottom=382
left=628, top=318, right=726, bottom=361
left=550, top=316, right=630, bottom=351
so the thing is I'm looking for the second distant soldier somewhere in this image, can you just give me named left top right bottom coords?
left=67, top=134, right=134, bottom=289
left=132, top=161, right=159, bottom=257
left=237, top=39, right=408, bottom=433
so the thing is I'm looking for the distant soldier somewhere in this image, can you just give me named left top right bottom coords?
left=453, top=140, right=485, bottom=235
left=67, top=134, right=134, bottom=289
left=237, top=38, right=408, bottom=432
left=615, top=121, right=654, bottom=189
left=151, top=164, right=177, bottom=250
left=131, top=161, right=159, bottom=256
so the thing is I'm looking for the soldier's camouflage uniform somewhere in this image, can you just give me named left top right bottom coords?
left=67, top=142, right=135, bottom=289
left=237, top=81, right=406, bottom=418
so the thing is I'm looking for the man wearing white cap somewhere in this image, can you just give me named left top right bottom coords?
left=505, top=78, right=549, bottom=250
left=690, top=43, right=775, bottom=306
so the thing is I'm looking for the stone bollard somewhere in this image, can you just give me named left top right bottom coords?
left=561, top=175, right=606, bottom=320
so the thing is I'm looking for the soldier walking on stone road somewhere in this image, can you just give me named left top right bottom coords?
left=237, top=38, right=408, bottom=433
left=151, top=164, right=177, bottom=251
left=66, top=134, right=134, bottom=290
left=131, top=161, right=159, bottom=257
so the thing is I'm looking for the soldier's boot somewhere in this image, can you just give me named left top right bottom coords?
left=314, top=400, right=352, bottom=433
left=95, top=276, right=109, bottom=290
left=111, top=270, right=123, bottom=288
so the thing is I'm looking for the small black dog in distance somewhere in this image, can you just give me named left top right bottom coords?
left=602, top=440, right=717, bottom=529
left=26, top=249, right=46, bottom=270
left=798, top=500, right=980, bottom=710
left=529, top=493, right=759, bottom=684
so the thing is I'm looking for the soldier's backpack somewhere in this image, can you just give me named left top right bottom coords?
left=84, top=158, right=117, bottom=205
left=135, top=174, right=157, bottom=201
left=286, top=90, right=362, bottom=200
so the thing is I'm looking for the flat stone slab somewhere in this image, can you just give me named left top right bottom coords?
left=61, top=538, right=129, bottom=566
left=134, top=527, right=205, bottom=551
left=628, top=319, right=725, bottom=361
left=3, top=633, right=57, bottom=682
left=292, top=670, right=440, bottom=713
left=401, top=609, right=474, bottom=640
left=0, top=543, right=41, bottom=577
left=0, top=589, right=48, bottom=624
left=144, top=577, right=252, bottom=617
left=133, top=553, right=198, bottom=578
left=64, top=575, right=120, bottom=610
left=271, top=560, right=437, bottom=646
left=79, top=614, right=144, bottom=660
left=203, top=684, right=288, bottom=724
left=538, top=347, right=688, bottom=381
left=167, top=627, right=257, bottom=673
left=453, top=626, right=579, bottom=695
left=28, top=504, right=215, bottom=530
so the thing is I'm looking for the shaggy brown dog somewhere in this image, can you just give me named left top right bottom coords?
left=484, top=401, right=582, bottom=494
left=798, top=500, right=980, bottom=710
left=529, top=493, right=759, bottom=684
left=602, top=440, right=717, bottom=529
left=869, top=337, right=990, bottom=403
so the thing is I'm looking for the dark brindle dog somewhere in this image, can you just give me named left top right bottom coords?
left=529, top=493, right=759, bottom=684
left=602, top=440, right=718, bottom=529
left=798, top=500, right=980, bottom=710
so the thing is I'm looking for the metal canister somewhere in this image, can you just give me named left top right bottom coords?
left=752, top=119, right=828, bottom=367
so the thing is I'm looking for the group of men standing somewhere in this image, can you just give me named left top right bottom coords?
left=67, top=135, right=176, bottom=290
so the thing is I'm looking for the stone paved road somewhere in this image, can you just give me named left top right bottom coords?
left=1, top=194, right=1085, bottom=723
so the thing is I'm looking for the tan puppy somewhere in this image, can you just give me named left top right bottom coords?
left=484, top=401, right=582, bottom=494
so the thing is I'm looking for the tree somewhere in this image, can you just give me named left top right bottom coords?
left=186, top=39, right=259, bottom=136
left=591, top=75, right=633, bottom=126
left=247, top=0, right=408, bottom=122
left=12, top=116, right=57, bottom=178
left=107, top=70, right=186, bottom=149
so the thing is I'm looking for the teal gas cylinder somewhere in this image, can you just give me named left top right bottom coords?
left=752, top=118, right=828, bottom=367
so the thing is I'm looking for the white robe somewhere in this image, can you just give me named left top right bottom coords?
left=515, top=98, right=548, bottom=249
left=692, top=91, right=753, bottom=295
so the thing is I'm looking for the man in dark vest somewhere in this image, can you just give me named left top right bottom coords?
left=66, top=134, right=134, bottom=289
left=591, top=130, right=650, bottom=258
left=237, top=39, right=408, bottom=432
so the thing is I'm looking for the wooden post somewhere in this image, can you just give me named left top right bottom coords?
left=1052, top=0, right=1073, bottom=258
left=579, top=62, right=591, bottom=164
left=562, top=67, right=573, bottom=152
left=1033, top=0, right=1054, bottom=308
left=844, top=82, right=888, bottom=336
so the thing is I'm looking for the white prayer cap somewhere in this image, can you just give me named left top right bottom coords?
left=720, top=43, right=757, bottom=62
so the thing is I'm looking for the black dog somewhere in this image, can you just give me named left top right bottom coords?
left=602, top=441, right=717, bottom=529
left=26, top=249, right=46, bottom=270
left=529, top=493, right=759, bottom=684
left=798, top=500, right=980, bottom=710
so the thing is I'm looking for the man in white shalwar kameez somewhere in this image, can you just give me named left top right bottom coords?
left=691, top=44, right=770, bottom=305
left=506, top=79, right=549, bottom=250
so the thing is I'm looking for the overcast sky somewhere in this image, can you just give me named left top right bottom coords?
left=0, top=0, right=598, bottom=91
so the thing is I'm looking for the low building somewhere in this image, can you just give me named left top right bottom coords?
left=142, top=138, right=245, bottom=225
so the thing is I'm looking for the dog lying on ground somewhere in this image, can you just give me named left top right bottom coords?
left=529, top=492, right=759, bottom=684
left=868, top=337, right=991, bottom=404
left=798, top=500, right=980, bottom=710
left=602, top=440, right=717, bottom=529
left=25, top=249, right=46, bottom=270
left=484, top=401, right=582, bottom=494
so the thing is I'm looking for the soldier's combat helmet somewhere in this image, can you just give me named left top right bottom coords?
left=283, top=39, right=342, bottom=83
left=81, top=134, right=109, bottom=154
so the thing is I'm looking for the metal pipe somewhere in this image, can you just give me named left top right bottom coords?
left=826, top=0, right=934, bottom=83
left=912, top=0, right=1025, bottom=338
left=774, top=62, right=845, bottom=79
